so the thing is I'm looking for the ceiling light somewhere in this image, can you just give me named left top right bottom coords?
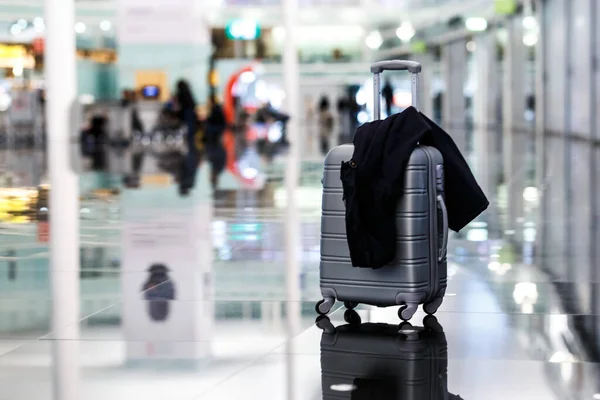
left=272, top=26, right=285, bottom=42
left=465, top=17, right=488, bottom=32
left=523, top=32, right=538, bottom=47
left=396, top=21, right=415, bottom=43
left=17, top=19, right=28, bottom=29
left=12, top=64, right=23, bottom=77
left=522, top=16, right=537, bottom=30
left=74, top=22, right=86, bottom=34
left=33, top=17, right=45, bottom=33
left=99, top=20, right=112, bottom=32
left=365, top=30, right=383, bottom=50
left=10, top=25, right=21, bottom=36
left=342, top=8, right=361, bottom=22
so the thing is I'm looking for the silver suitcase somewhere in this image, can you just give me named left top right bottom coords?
left=317, top=60, right=449, bottom=321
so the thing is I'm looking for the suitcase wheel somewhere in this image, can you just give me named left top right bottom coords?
left=343, top=309, right=362, bottom=326
left=423, top=296, right=444, bottom=315
left=315, top=298, right=335, bottom=315
left=423, top=315, right=443, bottom=332
left=315, top=316, right=336, bottom=334
left=398, top=303, right=418, bottom=321
left=343, top=301, right=358, bottom=310
left=398, top=321, right=414, bottom=331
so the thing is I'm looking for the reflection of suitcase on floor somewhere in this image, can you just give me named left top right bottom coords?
left=317, top=60, right=448, bottom=321
left=318, top=314, right=461, bottom=400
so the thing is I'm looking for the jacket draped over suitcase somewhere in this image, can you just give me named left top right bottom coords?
left=341, top=106, right=488, bottom=268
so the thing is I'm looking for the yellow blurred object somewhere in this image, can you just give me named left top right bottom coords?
left=0, top=187, right=39, bottom=223
left=209, top=69, right=219, bottom=87
left=0, top=44, right=27, bottom=58
left=141, top=174, right=172, bottom=187
left=9, top=215, right=30, bottom=224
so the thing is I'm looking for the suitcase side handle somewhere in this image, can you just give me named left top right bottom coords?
left=370, top=60, right=422, bottom=74
left=437, top=195, right=449, bottom=262
left=372, top=60, right=421, bottom=119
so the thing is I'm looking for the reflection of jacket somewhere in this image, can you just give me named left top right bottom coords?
left=341, top=106, right=488, bottom=268
left=81, top=116, right=108, bottom=170
left=142, top=264, right=176, bottom=322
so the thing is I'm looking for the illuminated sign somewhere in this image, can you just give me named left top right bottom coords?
left=225, top=19, right=261, bottom=40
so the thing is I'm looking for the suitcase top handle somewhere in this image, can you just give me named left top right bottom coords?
left=370, top=60, right=422, bottom=74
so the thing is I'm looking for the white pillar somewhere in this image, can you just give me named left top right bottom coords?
left=442, top=39, right=467, bottom=152
left=473, top=32, right=500, bottom=236
left=567, top=0, right=593, bottom=285
left=502, top=17, right=528, bottom=242
left=45, top=0, right=80, bottom=398
left=473, top=32, right=499, bottom=196
left=414, top=53, right=434, bottom=118
left=282, top=0, right=301, bottom=398
left=538, top=0, right=568, bottom=267
left=283, top=0, right=301, bottom=311
left=534, top=0, right=546, bottom=248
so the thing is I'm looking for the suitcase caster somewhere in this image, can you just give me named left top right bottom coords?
left=315, top=316, right=336, bottom=334
left=423, top=315, right=443, bottom=332
left=343, top=301, right=358, bottom=310
left=398, top=304, right=418, bottom=321
left=423, top=296, right=444, bottom=315
left=398, top=321, right=413, bottom=331
left=343, top=309, right=362, bottom=325
left=315, top=298, right=335, bottom=315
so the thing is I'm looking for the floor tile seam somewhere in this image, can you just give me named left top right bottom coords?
left=192, top=305, right=344, bottom=400
left=0, top=300, right=124, bottom=361
left=0, top=277, right=175, bottom=358
left=267, top=349, right=600, bottom=363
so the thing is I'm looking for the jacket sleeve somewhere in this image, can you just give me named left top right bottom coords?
left=419, top=113, right=489, bottom=231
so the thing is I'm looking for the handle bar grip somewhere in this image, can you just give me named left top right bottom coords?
left=370, top=60, right=422, bottom=74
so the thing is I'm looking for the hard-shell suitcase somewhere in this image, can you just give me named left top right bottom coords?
left=317, top=314, right=460, bottom=400
left=317, top=60, right=449, bottom=321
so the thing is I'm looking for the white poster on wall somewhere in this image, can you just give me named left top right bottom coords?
left=121, top=202, right=213, bottom=361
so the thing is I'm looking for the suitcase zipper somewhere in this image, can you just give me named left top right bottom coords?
left=421, top=146, right=440, bottom=302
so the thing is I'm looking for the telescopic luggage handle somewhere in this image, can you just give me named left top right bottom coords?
left=370, top=60, right=422, bottom=74
left=371, top=60, right=421, bottom=119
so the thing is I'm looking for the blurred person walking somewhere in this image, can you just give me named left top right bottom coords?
left=205, top=94, right=227, bottom=191
left=318, top=96, right=334, bottom=155
left=121, top=89, right=145, bottom=187
left=382, top=79, right=394, bottom=117
left=173, top=79, right=199, bottom=196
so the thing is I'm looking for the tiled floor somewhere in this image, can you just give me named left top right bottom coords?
left=1, top=144, right=600, bottom=399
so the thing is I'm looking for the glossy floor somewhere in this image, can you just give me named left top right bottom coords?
left=1, top=147, right=600, bottom=399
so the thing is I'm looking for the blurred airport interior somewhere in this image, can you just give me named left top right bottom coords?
left=2, top=0, right=600, bottom=399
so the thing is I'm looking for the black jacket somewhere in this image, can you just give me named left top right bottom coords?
left=340, top=106, right=488, bottom=268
